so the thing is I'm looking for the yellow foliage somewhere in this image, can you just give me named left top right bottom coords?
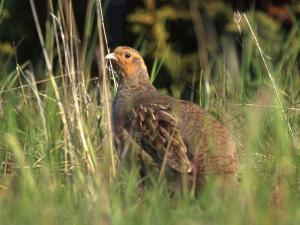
left=0, top=42, right=15, bottom=55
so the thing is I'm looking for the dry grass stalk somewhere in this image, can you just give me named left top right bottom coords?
left=242, top=12, right=296, bottom=144
left=96, top=0, right=117, bottom=180
left=30, top=0, right=97, bottom=175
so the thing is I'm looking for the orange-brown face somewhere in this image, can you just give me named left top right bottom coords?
left=105, top=46, right=148, bottom=80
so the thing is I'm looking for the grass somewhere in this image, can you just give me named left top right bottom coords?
left=1, top=1, right=300, bottom=225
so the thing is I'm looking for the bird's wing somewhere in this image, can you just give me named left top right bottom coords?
left=130, top=103, right=192, bottom=173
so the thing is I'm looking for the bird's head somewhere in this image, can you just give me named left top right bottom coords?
left=105, top=46, right=149, bottom=84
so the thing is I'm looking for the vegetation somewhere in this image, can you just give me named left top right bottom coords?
left=0, top=1, right=300, bottom=225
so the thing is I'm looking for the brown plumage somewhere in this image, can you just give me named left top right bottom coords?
left=106, top=46, right=238, bottom=192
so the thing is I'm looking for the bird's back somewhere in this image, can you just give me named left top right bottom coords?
left=113, top=89, right=238, bottom=175
left=177, top=100, right=238, bottom=174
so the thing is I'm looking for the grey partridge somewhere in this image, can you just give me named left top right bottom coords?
left=105, top=46, right=238, bottom=192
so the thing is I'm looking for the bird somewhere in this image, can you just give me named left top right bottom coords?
left=105, top=46, right=238, bottom=193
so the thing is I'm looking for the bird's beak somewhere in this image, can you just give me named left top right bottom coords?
left=105, top=53, right=117, bottom=61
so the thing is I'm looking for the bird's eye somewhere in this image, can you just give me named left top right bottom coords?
left=125, top=53, right=131, bottom=59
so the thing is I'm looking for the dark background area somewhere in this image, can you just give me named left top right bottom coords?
left=0, top=0, right=298, bottom=62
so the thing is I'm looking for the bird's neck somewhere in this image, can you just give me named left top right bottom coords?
left=117, top=80, right=156, bottom=96
left=118, top=69, right=155, bottom=94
